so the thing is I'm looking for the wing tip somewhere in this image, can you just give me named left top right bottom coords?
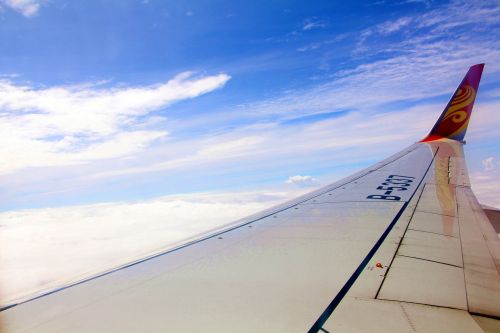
left=420, top=63, right=485, bottom=143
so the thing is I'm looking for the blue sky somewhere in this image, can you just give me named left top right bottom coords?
left=1, top=0, right=500, bottom=211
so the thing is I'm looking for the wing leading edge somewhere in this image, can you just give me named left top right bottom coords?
left=0, top=65, right=498, bottom=333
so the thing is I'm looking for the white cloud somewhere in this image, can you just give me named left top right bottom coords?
left=0, top=72, right=230, bottom=136
left=286, top=175, right=319, bottom=187
left=0, top=73, right=20, bottom=79
left=482, top=157, right=495, bottom=171
left=400, top=0, right=432, bottom=7
left=297, top=43, right=321, bottom=52
left=0, top=188, right=308, bottom=306
left=377, top=17, right=412, bottom=35
left=302, top=18, right=326, bottom=31
left=0, top=72, right=230, bottom=174
left=296, top=33, right=349, bottom=52
left=0, top=0, right=40, bottom=17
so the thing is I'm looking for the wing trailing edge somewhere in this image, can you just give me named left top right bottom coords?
left=421, top=63, right=484, bottom=143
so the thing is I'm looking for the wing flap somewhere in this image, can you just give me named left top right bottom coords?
left=457, top=187, right=500, bottom=317
left=415, top=183, right=457, bottom=216
left=397, top=229, right=463, bottom=267
left=407, top=211, right=459, bottom=238
left=377, top=256, right=468, bottom=310
left=323, top=298, right=485, bottom=333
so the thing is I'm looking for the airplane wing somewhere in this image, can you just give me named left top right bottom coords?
left=1, top=64, right=499, bottom=333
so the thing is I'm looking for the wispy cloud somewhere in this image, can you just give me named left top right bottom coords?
left=296, top=33, right=349, bottom=52
left=0, top=72, right=230, bottom=174
left=105, top=103, right=435, bottom=180
left=482, top=157, right=495, bottom=171
left=399, top=0, right=433, bottom=7
left=377, top=16, right=412, bottom=35
left=249, top=2, right=500, bottom=122
left=0, top=0, right=41, bottom=17
left=302, top=17, right=327, bottom=31
left=355, top=0, right=500, bottom=56
left=88, top=135, right=267, bottom=179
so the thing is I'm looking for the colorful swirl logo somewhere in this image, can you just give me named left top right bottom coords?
left=443, top=85, right=475, bottom=122
left=438, top=85, right=476, bottom=137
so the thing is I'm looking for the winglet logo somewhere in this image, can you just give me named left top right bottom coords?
left=435, top=85, right=476, bottom=138
left=421, top=64, right=484, bottom=143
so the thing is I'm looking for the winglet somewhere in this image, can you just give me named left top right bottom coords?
left=421, top=64, right=484, bottom=143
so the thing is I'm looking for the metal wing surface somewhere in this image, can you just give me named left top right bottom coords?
left=1, top=64, right=498, bottom=332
